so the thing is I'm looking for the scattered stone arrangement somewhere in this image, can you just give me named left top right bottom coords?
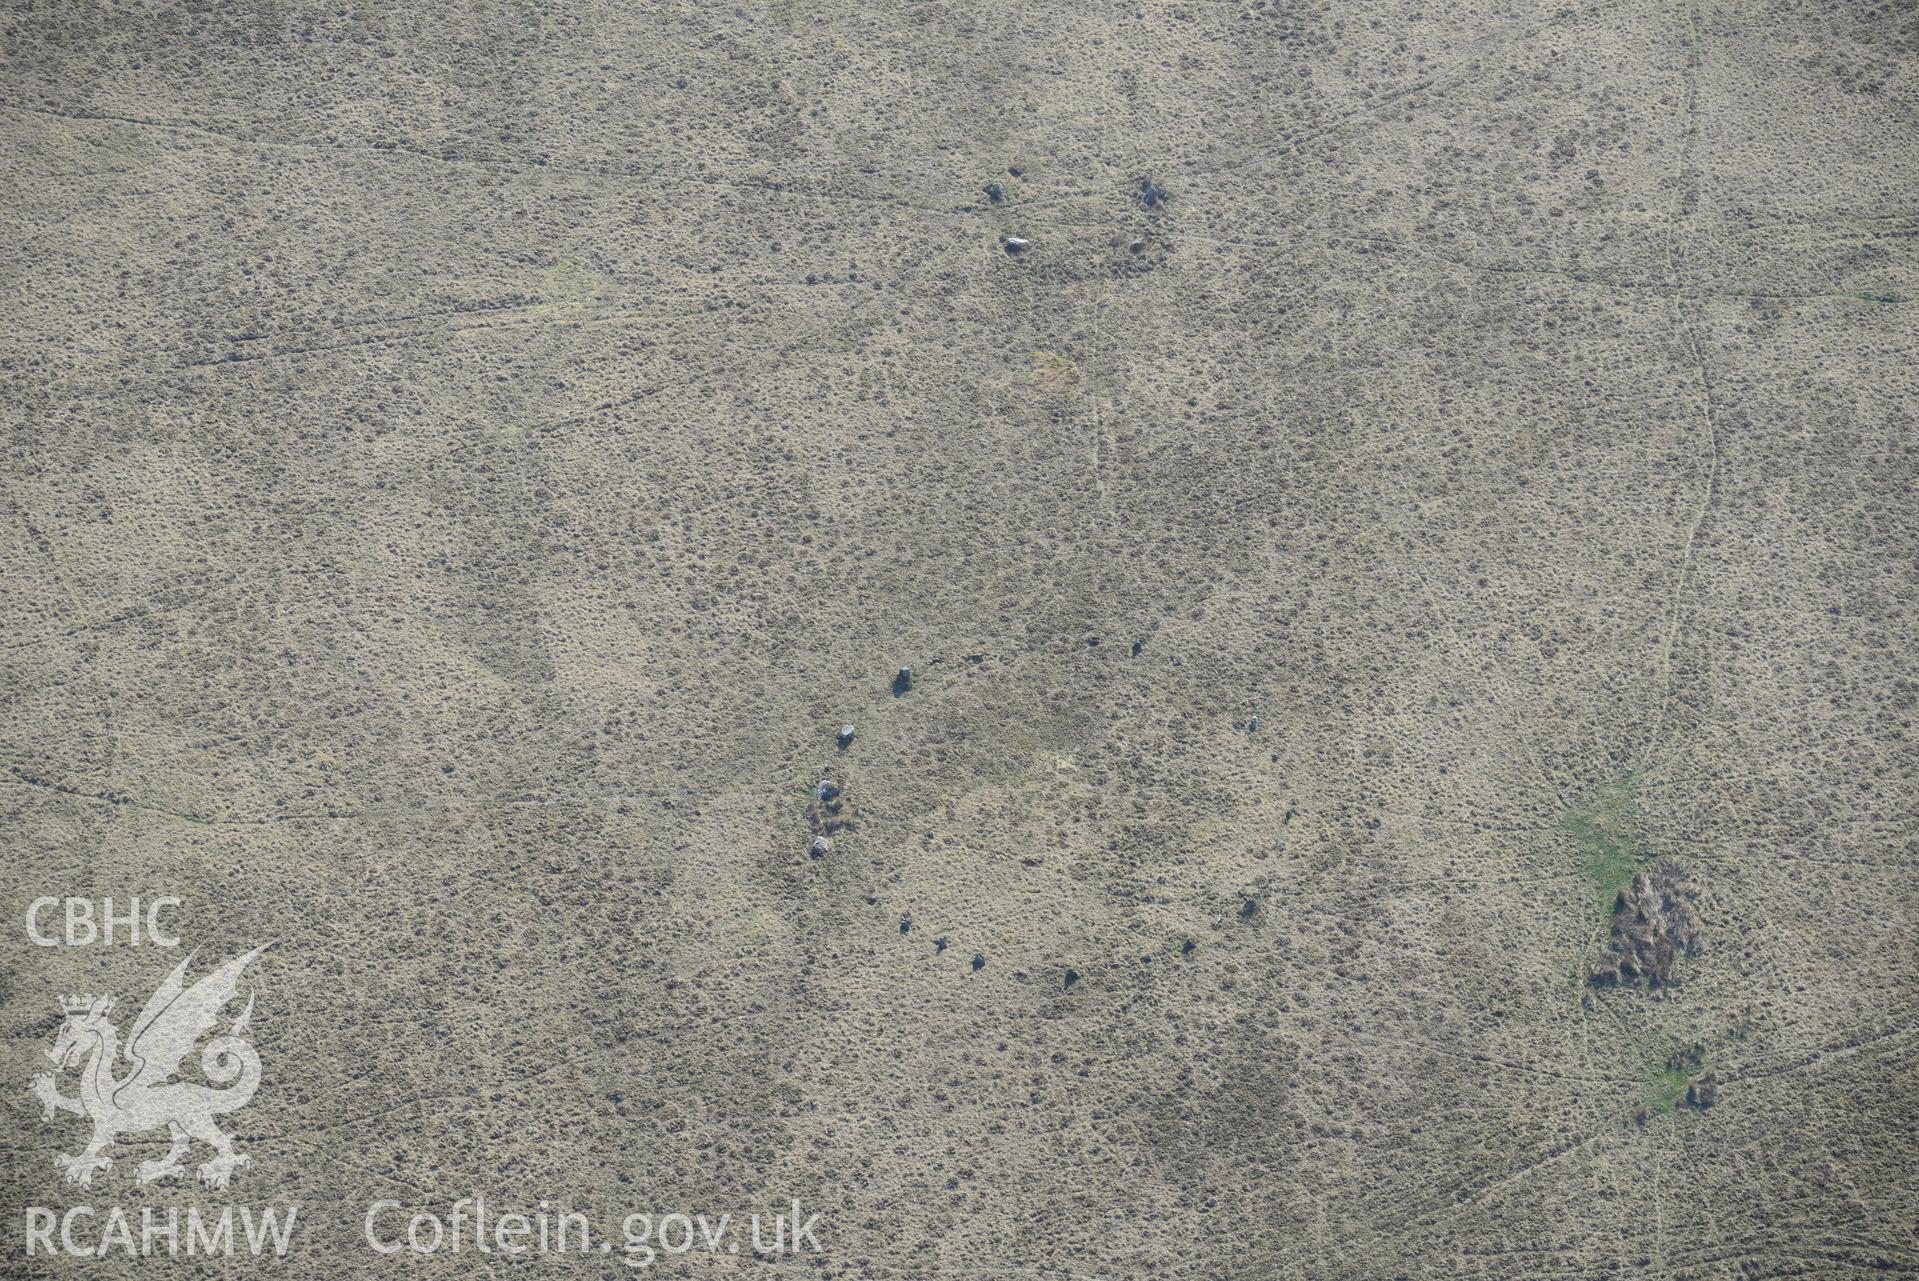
left=1668, top=1043, right=1718, bottom=1111
left=807, top=775, right=854, bottom=856
left=1591, top=860, right=1701, bottom=988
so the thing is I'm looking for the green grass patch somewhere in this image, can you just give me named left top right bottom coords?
left=1562, top=773, right=1644, bottom=919
left=1645, top=1063, right=1691, bottom=1113
left=1642, top=1039, right=1708, bottom=1115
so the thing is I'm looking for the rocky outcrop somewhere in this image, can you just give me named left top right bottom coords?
left=1591, top=860, right=1700, bottom=988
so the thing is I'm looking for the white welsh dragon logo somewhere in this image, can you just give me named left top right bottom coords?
left=30, top=946, right=268, bottom=1190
